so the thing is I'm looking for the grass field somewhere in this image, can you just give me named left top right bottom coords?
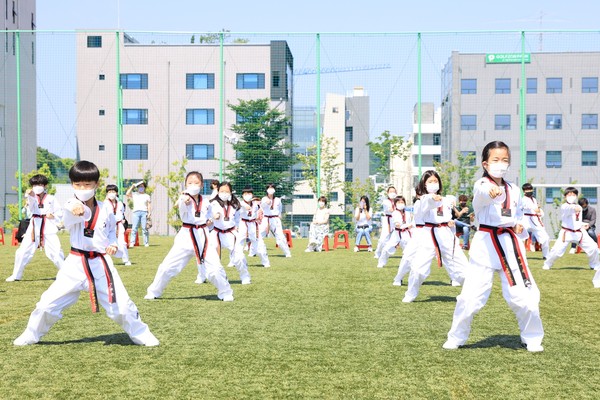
left=1, top=233, right=599, bottom=399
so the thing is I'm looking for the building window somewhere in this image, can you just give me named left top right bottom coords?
left=495, top=114, right=511, bottom=130
left=581, top=187, right=598, bottom=204
left=546, top=151, right=562, bottom=168
left=99, top=74, right=105, bottom=80
left=495, top=78, right=511, bottom=94
left=87, top=36, right=102, bottom=48
left=186, top=109, right=215, bottom=125
left=582, top=77, right=598, bottom=93
left=433, top=154, right=441, bottom=164
left=526, top=151, right=537, bottom=168
left=122, top=109, right=148, bottom=125
left=272, top=71, right=280, bottom=88
left=526, top=114, right=537, bottom=130
left=99, top=109, right=105, bottom=116
left=236, top=73, right=265, bottom=89
left=120, top=74, right=148, bottom=89
left=345, top=148, right=353, bottom=163
left=461, top=79, right=477, bottom=94
left=527, top=78, right=537, bottom=94
left=545, top=187, right=561, bottom=204
left=460, top=115, right=477, bottom=130
left=345, top=168, right=353, bottom=182
left=461, top=151, right=476, bottom=166
left=186, top=73, right=215, bottom=89
left=292, top=168, right=304, bottom=181
left=99, top=145, right=105, bottom=151
left=236, top=111, right=264, bottom=123
left=433, top=133, right=441, bottom=145
left=546, top=114, right=562, bottom=130
left=330, top=192, right=339, bottom=202
left=546, top=78, right=562, bottom=94
left=582, top=114, right=598, bottom=129
left=123, top=144, right=149, bottom=160
left=186, top=144, right=215, bottom=160
left=582, top=151, right=598, bottom=166
left=345, top=127, right=353, bottom=142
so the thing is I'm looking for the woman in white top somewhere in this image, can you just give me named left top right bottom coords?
left=354, top=196, right=373, bottom=252
left=126, top=181, right=151, bottom=247
left=305, top=196, right=330, bottom=252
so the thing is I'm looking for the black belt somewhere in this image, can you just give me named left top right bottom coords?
left=182, top=223, right=208, bottom=264
left=70, top=247, right=116, bottom=313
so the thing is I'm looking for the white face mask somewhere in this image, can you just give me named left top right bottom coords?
left=388, top=192, right=397, bottom=200
left=487, top=162, right=509, bottom=179
left=426, top=183, right=439, bottom=194
left=318, top=202, right=325, bottom=208
left=243, top=194, right=253, bottom=202
left=219, top=193, right=231, bottom=202
left=267, top=188, right=276, bottom=195
left=186, top=185, right=201, bottom=196
left=397, top=203, right=406, bottom=211
left=32, top=186, right=45, bottom=195
left=566, top=195, right=578, bottom=204
left=74, top=188, right=96, bottom=202
left=138, top=186, right=145, bottom=193
left=106, top=192, right=117, bottom=200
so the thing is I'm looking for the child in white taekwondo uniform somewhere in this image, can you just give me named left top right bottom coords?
left=259, top=183, right=292, bottom=258
left=13, top=161, right=159, bottom=346
left=520, top=183, right=550, bottom=258
left=103, top=184, right=131, bottom=266
left=402, top=171, right=467, bottom=303
left=236, top=187, right=270, bottom=267
left=377, top=196, right=414, bottom=268
left=374, top=186, right=398, bottom=259
left=207, top=182, right=251, bottom=284
left=145, top=171, right=234, bottom=301
left=393, top=193, right=423, bottom=286
left=7, top=174, right=65, bottom=282
left=543, top=187, right=600, bottom=278
left=444, top=141, right=544, bottom=352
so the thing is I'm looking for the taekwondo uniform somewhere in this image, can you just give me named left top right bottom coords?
left=8, top=191, right=64, bottom=281
left=521, top=194, right=550, bottom=258
left=259, top=196, right=291, bottom=257
left=146, top=193, right=234, bottom=301
left=236, top=198, right=270, bottom=267
left=402, top=194, right=467, bottom=303
left=374, top=198, right=395, bottom=258
left=14, top=197, right=158, bottom=346
left=393, top=200, right=424, bottom=286
left=444, top=177, right=544, bottom=351
left=104, top=198, right=130, bottom=265
left=377, top=207, right=414, bottom=268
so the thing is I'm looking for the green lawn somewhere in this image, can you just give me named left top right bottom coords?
left=1, top=234, right=599, bottom=399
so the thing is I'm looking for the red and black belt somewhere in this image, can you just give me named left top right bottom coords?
left=213, top=226, right=236, bottom=257
left=70, top=247, right=116, bottom=313
left=242, top=218, right=259, bottom=240
left=478, top=224, right=531, bottom=287
left=395, top=227, right=412, bottom=239
left=561, top=226, right=583, bottom=243
left=424, top=222, right=449, bottom=267
left=31, top=214, right=46, bottom=247
left=182, top=223, right=208, bottom=264
left=524, top=213, right=544, bottom=227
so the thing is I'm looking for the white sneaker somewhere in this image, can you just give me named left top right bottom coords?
left=144, top=336, right=160, bottom=347
left=392, top=280, right=403, bottom=286
left=285, top=254, right=292, bottom=258
left=241, top=279, right=251, bottom=285
left=354, top=246, right=359, bottom=252
left=374, top=254, right=379, bottom=259
left=222, top=295, right=234, bottom=302
left=144, top=294, right=156, bottom=300
left=402, top=295, right=415, bottom=303
left=367, top=247, right=373, bottom=252
left=442, top=340, right=460, bottom=350
left=13, top=334, right=37, bottom=346
left=129, top=243, right=134, bottom=248
left=451, top=280, right=462, bottom=287
left=124, top=261, right=132, bottom=266
left=263, top=264, right=270, bottom=268
left=5, top=276, right=18, bottom=282
left=227, top=262, right=234, bottom=267
left=569, top=248, right=576, bottom=254
left=527, top=344, right=544, bottom=352
left=145, top=243, right=149, bottom=247
left=194, top=278, right=206, bottom=284
left=377, top=264, right=384, bottom=268
left=542, top=265, right=551, bottom=270
left=304, top=248, right=312, bottom=253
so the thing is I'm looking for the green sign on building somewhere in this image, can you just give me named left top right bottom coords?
left=485, top=53, right=531, bottom=64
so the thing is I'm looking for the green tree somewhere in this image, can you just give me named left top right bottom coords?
left=433, top=151, right=478, bottom=197
left=36, top=147, right=75, bottom=183
left=155, top=159, right=188, bottom=232
left=297, top=136, right=343, bottom=201
left=368, top=131, right=412, bottom=184
left=6, top=164, right=55, bottom=228
left=225, top=98, right=295, bottom=200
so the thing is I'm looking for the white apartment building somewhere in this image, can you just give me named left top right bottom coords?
left=76, top=32, right=293, bottom=234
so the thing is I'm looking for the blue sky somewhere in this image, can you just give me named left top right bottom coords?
left=38, top=0, right=600, bottom=32
left=35, top=1, right=600, bottom=158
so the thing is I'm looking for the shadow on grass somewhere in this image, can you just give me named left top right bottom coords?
left=560, top=266, right=591, bottom=270
left=421, top=295, right=456, bottom=303
left=39, top=333, right=136, bottom=346
left=462, top=335, right=523, bottom=351
left=19, top=277, right=56, bottom=282
left=423, top=280, right=451, bottom=286
left=160, top=294, right=221, bottom=301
